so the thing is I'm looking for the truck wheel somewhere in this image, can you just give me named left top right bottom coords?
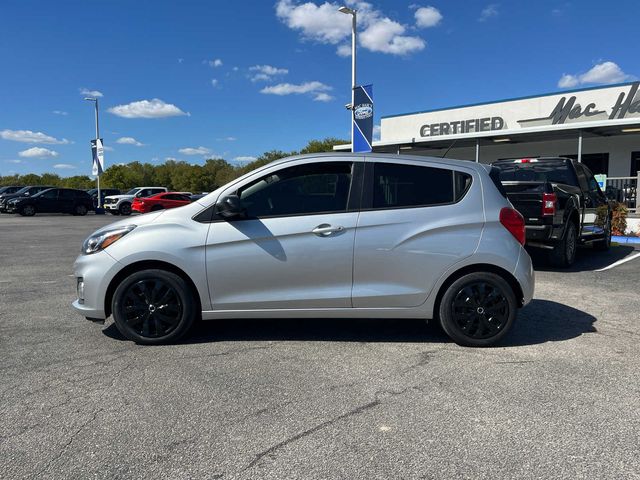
left=549, top=220, right=577, bottom=267
left=119, top=202, right=132, bottom=216
left=439, top=272, right=517, bottom=347
left=593, top=218, right=611, bottom=251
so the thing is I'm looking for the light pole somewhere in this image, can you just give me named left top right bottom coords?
left=84, top=97, right=102, bottom=209
left=338, top=6, right=356, bottom=152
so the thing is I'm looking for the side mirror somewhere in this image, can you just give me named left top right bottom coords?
left=24, top=192, right=30, bottom=196
left=215, top=195, right=244, bottom=219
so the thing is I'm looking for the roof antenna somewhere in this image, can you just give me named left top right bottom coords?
left=440, top=139, right=458, bottom=158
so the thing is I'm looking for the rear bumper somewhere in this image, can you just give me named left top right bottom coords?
left=514, top=247, right=535, bottom=306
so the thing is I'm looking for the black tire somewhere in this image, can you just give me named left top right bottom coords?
left=439, top=272, right=517, bottom=347
left=151, top=205, right=164, bottom=212
left=20, top=205, right=36, bottom=217
left=112, top=269, right=197, bottom=345
left=74, top=204, right=88, bottom=216
left=549, top=220, right=577, bottom=268
left=119, top=202, right=132, bottom=216
left=593, top=217, right=611, bottom=251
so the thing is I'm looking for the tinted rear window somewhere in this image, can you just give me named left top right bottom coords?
left=494, top=161, right=575, bottom=184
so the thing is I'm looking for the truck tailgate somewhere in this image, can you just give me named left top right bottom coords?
left=502, top=182, right=546, bottom=223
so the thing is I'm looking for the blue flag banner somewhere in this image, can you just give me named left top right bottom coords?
left=352, top=84, right=373, bottom=153
left=91, top=138, right=104, bottom=176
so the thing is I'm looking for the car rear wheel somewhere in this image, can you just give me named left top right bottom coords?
left=119, top=202, right=132, bottom=216
left=549, top=220, right=577, bottom=267
left=112, top=269, right=197, bottom=345
left=20, top=205, right=36, bottom=217
left=439, top=272, right=517, bottom=347
left=74, top=204, right=88, bottom=216
left=593, top=218, right=611, bottom=251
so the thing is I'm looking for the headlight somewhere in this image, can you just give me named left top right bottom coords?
left=82, top=225, right=136, bottom=255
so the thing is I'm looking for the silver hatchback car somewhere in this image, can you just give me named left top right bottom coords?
left=72, top=153, right=534, bottom=347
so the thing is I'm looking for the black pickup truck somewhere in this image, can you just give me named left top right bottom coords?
left=491, top=157, right=611, bottom=267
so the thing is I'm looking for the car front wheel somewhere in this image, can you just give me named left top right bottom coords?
left=119, top=202, right=132, bottom=215
left=111, top=269, right=197, bottom=344
left=439, top=272, right=517, bottom=347
left=20, top=205, right=36, bottom=216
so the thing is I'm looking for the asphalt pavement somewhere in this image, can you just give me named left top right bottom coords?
left=1, top=214, right=639, bottom=479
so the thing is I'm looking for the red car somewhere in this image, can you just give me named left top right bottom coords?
left=131, top=192, right=192, bottom=213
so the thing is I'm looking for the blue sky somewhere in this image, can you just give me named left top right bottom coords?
left=0, top=0, right=637, bottom=176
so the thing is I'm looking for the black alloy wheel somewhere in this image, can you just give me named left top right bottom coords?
left=75, top=204, right=88, bottom=216
left=119, top=202, right=132, bottom=216
left=20, top=205, right=36, bottom=216
left=439, top=272, right=517, bottom=347
left=112, top=269, right=197, bottom=344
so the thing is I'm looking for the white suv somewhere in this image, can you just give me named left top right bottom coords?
left=103, top=187, right=168, bottom=215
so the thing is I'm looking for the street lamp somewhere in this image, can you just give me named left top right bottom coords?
left=338, top=6, right=357, bottom=152
left=84, top=97, right=103, bottom=210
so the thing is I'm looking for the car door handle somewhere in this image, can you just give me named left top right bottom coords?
left=312, top=224, right=345, bottom=236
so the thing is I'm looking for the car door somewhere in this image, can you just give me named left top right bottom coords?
left=574, top=164, right=597, bottom=237
left=581, top=164, right=608, bottom=237
left=205, top=158, right=362, bottom=310
left=57, top=189, right=75, bottom=213
left=352, top=159, right=482, bottom=308
left=37, top=189, right=59, bottom=213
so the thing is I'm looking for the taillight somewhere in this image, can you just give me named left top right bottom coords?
left=541, top=193, right=556, bottom=216
left=500, top=207, right=526, bottom=245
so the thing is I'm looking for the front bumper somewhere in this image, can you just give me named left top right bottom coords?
left=71, top=250, right=121, bottom=319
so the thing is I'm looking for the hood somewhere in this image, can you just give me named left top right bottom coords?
left=104, top=194, right=134, bottom=201
left=89, top=210, right=166, bottom=237
left=0, top=192, right=29, bottom=202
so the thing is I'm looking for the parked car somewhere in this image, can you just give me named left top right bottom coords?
left=491, top=157, right=611, bottom=267
left=189, top=193, right=209, bottom=201
left=0, top=186, right=24, bottom=196
left=0, top=185, right=55, bottom=212
left=86, top=188, right=121, bottom=208
left=8, top=188, right=94, bottom=216
left=73, top=153, right=534, bottom=347
left=103, top=187, right=168, bottom=216
left=132, top=192, right=192, bottom=213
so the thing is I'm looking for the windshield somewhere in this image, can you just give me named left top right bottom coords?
left=125, top=188, right=140, bottom=195
left=494, top=161, right=576, bottom=185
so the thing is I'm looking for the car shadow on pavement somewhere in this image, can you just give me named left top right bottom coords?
left=103, top=299, right=597, bottom=347
left=529, top=245, right=636, bottom=272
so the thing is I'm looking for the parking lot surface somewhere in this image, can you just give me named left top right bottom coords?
left=1, top=214, right=639, bottom=479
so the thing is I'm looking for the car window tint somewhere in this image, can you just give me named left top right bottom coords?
left=41, top=189, right=58, bottom=199
left=575, top=165, right=589, bottom=191
left=372, top=163, right=454, bottom=209
left=582, top=166, right=601, bottom=194
left=238, top=162, right=353, bottom=218
left=59, top=190, right=74, bottom=199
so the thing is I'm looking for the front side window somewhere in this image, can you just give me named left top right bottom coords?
left=237, top=162, right=353, bottom=218
left=371, top=163, right=466, bottom=209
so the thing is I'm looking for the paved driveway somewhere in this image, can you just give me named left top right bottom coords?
left=1, top=214, right=638, bottom=479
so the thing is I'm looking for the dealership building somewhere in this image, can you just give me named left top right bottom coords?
left=335, top=81, right=640, bottom=182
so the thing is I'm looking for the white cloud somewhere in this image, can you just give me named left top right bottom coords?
left=206, top=58, right=223, bottom=67
left=53, top=163, right=75, bottom=169
left=165, top=156, right=183, bottom=162
left=234, top=156, right=257, bottom=163
left=178, top=146, right=211, bottom=155
left=107, top=99, right=189, bottom=118
left=6, top=159, right=22, bottom=164
left=276, top=0, right=425, bottom=56
left=103, top=145, right=114, bottom=151
left=261, top=81, right=333, bottom=102
left=0, top=129, right=70, bottom=145
left=116, top=136, right=145, bottom=146
left=479, top=4, right=499, bottom=22
left=415, top=6, right=442, bottom=28
left=18, top=147, right=59, bottom=158
left=52, top=110, right=68, bottom=116
left=217, top=136, right=237, bottom=141
left=313, top=92, right=334, bottom=102
left=336, top=44, right=352, bottom=57
left=558, top=61, right=635, bottom=88
left=211, top=78, right=219, bottom=87
left=249, top=64, right=289, bottom=82
left=80, top=88, right=103, bottom=98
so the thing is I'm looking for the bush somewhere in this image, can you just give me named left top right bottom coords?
left=610, top=202, right=628, bottom=236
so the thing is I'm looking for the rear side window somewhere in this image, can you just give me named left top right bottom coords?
left=59, top=189, right=75, bottom=199
left=371, top=163, right=470, bottom=209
